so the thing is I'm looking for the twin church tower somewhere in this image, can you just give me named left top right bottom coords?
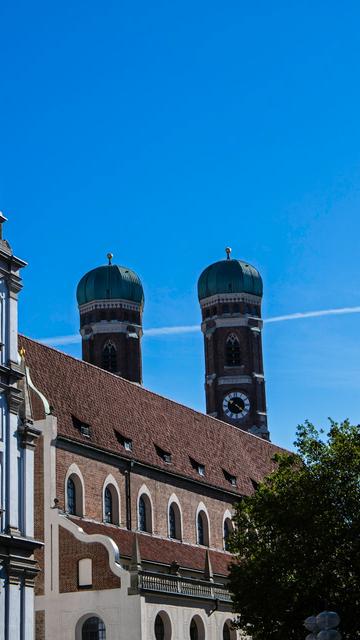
left=77, top=249, right=269, bottom=440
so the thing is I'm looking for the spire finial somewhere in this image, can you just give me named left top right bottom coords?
left=107, top=252, right=113, bottom=265
left=225, top=247, right=232, bottom=260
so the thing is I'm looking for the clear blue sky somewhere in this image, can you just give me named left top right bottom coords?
left=1, top=1, right=360, bottom=450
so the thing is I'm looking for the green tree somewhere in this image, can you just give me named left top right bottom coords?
left=228, top=420, right=360, bottom=640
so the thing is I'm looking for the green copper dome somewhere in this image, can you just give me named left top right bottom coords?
left=198, top=253, right=263, bottom=300
left=77, top=262, right=144, bottom=306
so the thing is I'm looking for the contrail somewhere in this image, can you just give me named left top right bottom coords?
left=264, top=306, right=360, bottom=323
left=37, top=306, right=360, bottom=347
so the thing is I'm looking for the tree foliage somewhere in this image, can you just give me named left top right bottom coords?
left=228, top=420, right=360, bottom=640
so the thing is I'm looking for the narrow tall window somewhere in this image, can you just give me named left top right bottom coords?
left=226, top=333, right=241, bottom=366
left=102, top=341, right=117, bottom=373
left=223, top=622, right=231, bottom=640
left=139, top=496, right=147, bottom=532
left=169, top=505, right=176, bottom=539
left=82, top=616, right=106, bottom=640
left=67, top=478, right=76, bottom=515
left=224, top=519, right=230, bottom=550
left=104, top=487, right=113, bottom=523
left=169, top=502, right=182, bottom=540
left=197, top=513, right=205, bottom=544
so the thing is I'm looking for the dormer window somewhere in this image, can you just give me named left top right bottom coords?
left=72, top=416, right=91, bottom=438
left=190, top=457, right=205, bottom=477
left=223, top=469, right=237, bottom=487
left=114, top=430, right=133, bottom=452
left=155, top=445, right=172, bottom=464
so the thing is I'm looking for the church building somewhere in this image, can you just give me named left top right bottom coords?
left=6, top=216, right=285, bottom=640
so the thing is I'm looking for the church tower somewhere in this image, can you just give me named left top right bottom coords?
left=77, top=254, right=144, bottom=383
left=198, top=248, right=269, bottom=440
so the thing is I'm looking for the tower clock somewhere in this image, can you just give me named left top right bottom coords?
left=197, top=248, right=269, bottom=440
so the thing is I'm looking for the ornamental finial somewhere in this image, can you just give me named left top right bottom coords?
left=107, top=252, right=113, bottom=265
left=225, top=247, right=232, bottom=260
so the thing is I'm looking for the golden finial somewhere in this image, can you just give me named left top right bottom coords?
left=225, top=247, right=232, bottom=260
left=107, top=252, right=113, bottom=265
left=19, top=347, right=26, bottom=359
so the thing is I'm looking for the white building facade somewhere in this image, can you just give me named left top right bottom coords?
left=0, top=214, right=41, bottom=640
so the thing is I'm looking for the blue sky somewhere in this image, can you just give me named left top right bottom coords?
left=1, top=1, right=360, bottom=450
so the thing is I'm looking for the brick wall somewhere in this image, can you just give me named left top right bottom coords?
left=57, top=449, right=234, bottom=552
left=35, top=610, right=45, bottom=640
left=56, top=449, right=126, bottom=523
left=58, top=526, right=121, bottom=592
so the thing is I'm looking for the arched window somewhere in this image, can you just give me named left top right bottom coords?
left=67, top=478, right=76, bottom=515
left=102, top=341, right=117, bottom=373
left=155, top=614, right=165, bottom=640
left=104, top=487, right=113, bottom=524
left=103, top=482, right=120, bottom=525
left=138, top=493, right=152, bottom=533
left=224, top=518, right=234, bottom=551
left=168, top=502, right=181, bottom=540
left=190, top=619, right=198, bottom=640
left=223, top=621, right=236, bottom=640
left=190, top=616, right=205, bottom=640
left=154, top=612, right=171, bottom=640
left=226, top=334, right=241, bottom=366
left=66, top=474, right=84, bottom=517
left=197, top=511, right=209, bottom=546
left=82, top=616, right=106, bottom=640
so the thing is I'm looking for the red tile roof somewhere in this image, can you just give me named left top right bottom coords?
left=20, top=335, right=287, bottom=496
left=69, top=517, right=233, bottom=576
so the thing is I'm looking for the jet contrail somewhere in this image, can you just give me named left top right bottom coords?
left=37, top=306, right=360, bottom=347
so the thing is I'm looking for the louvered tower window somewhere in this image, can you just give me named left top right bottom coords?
left=226, top=333, right=241, bottom=366
left=102, top=341, right=117, bottom=372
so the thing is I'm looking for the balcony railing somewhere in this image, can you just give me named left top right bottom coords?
left=138, top=571, right=232, bottom=602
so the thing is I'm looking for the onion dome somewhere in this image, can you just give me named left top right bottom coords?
left=77, top=253, right=144, bottom=306
left=198, top=247, right=263, bottom=300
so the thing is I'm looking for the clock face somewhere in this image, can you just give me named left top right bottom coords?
left=222, top=392, right=250, bottom=420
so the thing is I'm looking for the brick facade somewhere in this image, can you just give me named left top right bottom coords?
left=35, top=610, right=45, bottom=640
left=59, top=526, right=121, bottom=592
left=56, top=448, right=233, bottom=552
left=201, top=301, right=268, bottom=436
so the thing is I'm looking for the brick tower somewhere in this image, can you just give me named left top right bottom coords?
left=77, top=253, right=144, bottom=383
left=198, top=248, right=269, bottom=440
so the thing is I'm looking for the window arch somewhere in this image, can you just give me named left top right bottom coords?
left=154, top=611, right=172, bottom=640
left=102, top=340, right=117, bottom=373
left=223, top=620, right=236, bottom=640
left=197, top=510, right=209, bottom=546
left=168, top=501, right=182, bottom=540
left=189, top=615, right=205, bottom=640
left=103, top=477, right=120, bottom=525
left=223, top=510, right=234, bottom=550
left=226, top=333, right=241, bottom=366
left=65, top=468, right=84, bottom=517
left=138, top=491, right=153, bottom=533
left=223, top=518, right=234, bottom=551
left=82, top=616, right=106, bottom=640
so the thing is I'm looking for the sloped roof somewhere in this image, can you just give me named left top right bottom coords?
left=20, top=335, right=286, bottom=496
left=69, top=518, right=233, bottom=576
